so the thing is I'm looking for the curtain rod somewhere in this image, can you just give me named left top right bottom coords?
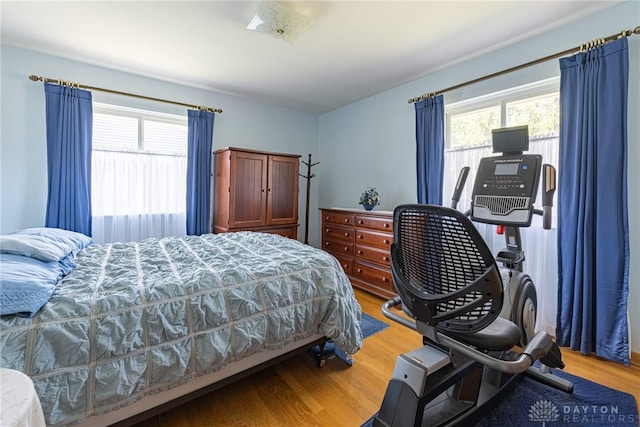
left=408, top=25, right=640, bottom=104
left=28, top=75, right=223, bottom=113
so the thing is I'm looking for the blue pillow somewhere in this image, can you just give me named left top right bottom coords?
left=58, top=253, right=77, bottom=276
left=0, top=227, right=92, bottom=262
left=0, top=254, right=63, bottom=317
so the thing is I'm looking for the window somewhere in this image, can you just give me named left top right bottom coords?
left=443, top=78, right=560, bottom=338
left=444, top=78, right=560, bottom=214
left=91, top=104, right=188, bottom=244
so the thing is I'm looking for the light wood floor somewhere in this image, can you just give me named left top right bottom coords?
left=136, top=289, right=639, bottom=427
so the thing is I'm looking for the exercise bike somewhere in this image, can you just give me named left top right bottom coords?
left=374, top=126, right=572, bottom=427
left=450, top=126, right=550, bottom=347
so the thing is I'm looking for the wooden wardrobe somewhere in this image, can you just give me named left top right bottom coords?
left=212, top=147, right=300, bottom=239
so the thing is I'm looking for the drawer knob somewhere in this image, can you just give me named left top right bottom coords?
left=384, top=223, right=390, bottom=228
left=326, top=216, right=329, bottom=220
left=383, top=239, right=389, bottom=244
left=383, top=256, right=388, bottom=261
left=358, top=235, right=363, bottom=239
left=326, top=228, right=329, bottom=232
left=357, top=250, right=363, bottom=255
left=344, top=218, right=349, bottom=222
left=344, top=246, right=349, bottom=251
left=325, top=242, right=329, bottom=246
left=382, top=277, right=388, bottom=282
left=358, top=220, right=364, bottom=225
left=343, top=263, right=348, bottom=268
left=344, top=232, right=349, bottom=237
left=357, top=268, right=362, bottom=273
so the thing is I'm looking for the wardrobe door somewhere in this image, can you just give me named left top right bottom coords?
left=266, top=155, right=299, bottom=226
left=228, top=150, right=268, bottom=228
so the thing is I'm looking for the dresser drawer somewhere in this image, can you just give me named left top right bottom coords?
left=353, top=261, right=394, bottom=292
left=323, top=211, right=355, bottom=226
left=356, top=245, right=391, bottom=267
left=355, top=215, right=393, bottom=232
left=323, top=224, right=354, bottom=243
left=331, top=254, right=353, bottom=276
left=355, top=229, right=393, bottom=250
left=323, top=239, right=354, bottom=256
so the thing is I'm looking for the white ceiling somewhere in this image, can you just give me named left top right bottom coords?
left=1, top=1, right=622, bottom=114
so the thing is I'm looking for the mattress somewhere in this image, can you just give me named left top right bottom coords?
left=0, top=232, right=363, bottom=426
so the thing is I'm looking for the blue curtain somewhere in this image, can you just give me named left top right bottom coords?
left=186, top=110, right=215, bottom=235
left=44, top=82, right=93, bottom=236
left=415, top=95, right=444, bottom=205
left=556, top=38, right=630, bottom=365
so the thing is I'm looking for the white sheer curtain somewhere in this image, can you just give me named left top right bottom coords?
left=442, top=136, right=559, bottom=337
left=91, top=150, right=187, bottom=244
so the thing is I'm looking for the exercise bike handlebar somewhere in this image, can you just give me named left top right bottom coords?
left=451, top=166, right=470, bottom=210
left=541, top=163, right=556, bottom=230
left=381, top=297, right=553, bottom=374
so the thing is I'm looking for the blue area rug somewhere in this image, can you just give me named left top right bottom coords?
left=362, top=367, right=639, bottom=426
left=313, top=312, right=389, bottom=365
left=360, top=312, right=390, bottom=339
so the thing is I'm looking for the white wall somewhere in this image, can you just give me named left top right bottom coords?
left=317, top=1, right=640, bottom=353
left=0, top=45, right=319, bottom=239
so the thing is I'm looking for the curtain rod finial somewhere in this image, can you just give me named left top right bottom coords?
left=28, top=75, right=41, bottom=82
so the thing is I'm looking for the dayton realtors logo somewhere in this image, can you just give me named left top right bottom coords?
left=528, top=400, right=640, bottom=425
left=528, top=400, right=560, bottom=425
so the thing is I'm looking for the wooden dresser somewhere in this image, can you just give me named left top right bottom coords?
left=213, top=147, right=300, bottom=238
left=320, top=208, right=396, bottom=299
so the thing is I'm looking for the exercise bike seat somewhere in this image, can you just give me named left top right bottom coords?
left=391, top=204, right=523, bottom=353
left=442, top=316, right=521, bottom=351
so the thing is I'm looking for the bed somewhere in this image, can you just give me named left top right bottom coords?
left=0, top=228, right=363, bottom=426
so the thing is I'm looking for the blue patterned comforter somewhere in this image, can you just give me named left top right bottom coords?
left=0, top=232, right=363, bottom=426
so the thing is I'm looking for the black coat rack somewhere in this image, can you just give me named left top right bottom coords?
left=299, top=154, right=319, bottom=244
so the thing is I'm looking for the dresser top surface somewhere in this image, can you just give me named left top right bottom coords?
left=323, top=207, right=394, bottom=215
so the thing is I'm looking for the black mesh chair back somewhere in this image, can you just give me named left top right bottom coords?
left=391, top=204, right=503, bottom=334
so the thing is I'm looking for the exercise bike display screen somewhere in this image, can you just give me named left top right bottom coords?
left=493, top=162, right=519, bottom=175
left=471, top=154, right=542, bottom=226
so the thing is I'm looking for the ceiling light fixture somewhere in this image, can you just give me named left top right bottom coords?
left=246, top=1, right=315, bottom=43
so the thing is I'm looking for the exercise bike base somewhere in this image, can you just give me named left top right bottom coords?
left=374, top=366, right=525, bottom=427
left=526, top=365, right=574, bottom=394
